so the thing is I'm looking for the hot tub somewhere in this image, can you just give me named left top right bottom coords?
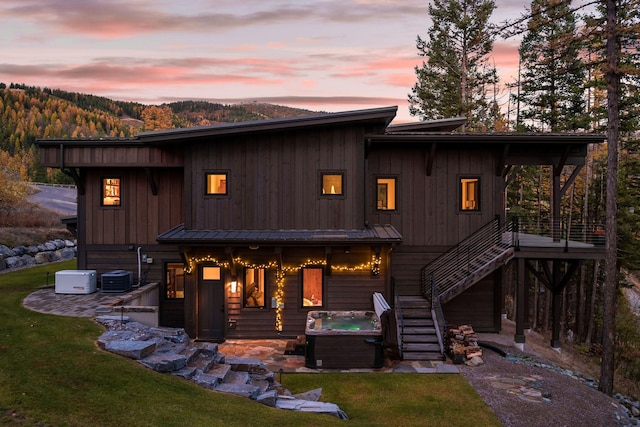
left=304, top=310, right=383, bottom=369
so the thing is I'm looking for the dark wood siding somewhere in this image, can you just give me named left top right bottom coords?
left=442, top=273, right=501, bottom=332
left=368, top=144, right=501, bottom=247
left=185, top=125, right=366, bottom=230
left=38, top=145, right=184, bottom=168
left=84, top=168, right=183, bottom=246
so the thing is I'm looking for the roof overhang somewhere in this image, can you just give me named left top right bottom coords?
left=137, top=106, right=398, bottom=145
left=158, top=224, right=402, bottom=246
left=386, top=117, right=467, bottom=133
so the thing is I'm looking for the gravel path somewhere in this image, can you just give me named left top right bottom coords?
left=458, top=344, right=630, bottom=427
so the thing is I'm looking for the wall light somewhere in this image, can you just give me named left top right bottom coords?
left=230, top=276, right=238, bottom=293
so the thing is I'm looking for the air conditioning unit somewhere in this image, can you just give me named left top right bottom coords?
left=55, top=270, right=97, bottom=294
left=101, top=270, right=133, bottom=293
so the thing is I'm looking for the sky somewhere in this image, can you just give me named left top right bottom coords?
left=0, top=0, right=530, bottom=124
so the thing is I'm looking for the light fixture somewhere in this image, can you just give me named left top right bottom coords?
left=230, top=276, right=238, bottom=293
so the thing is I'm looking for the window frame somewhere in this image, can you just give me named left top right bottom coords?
left=301, top=266, right=324, bottom=308
left=243, top=267, right=267, bottom=309
left=164, top=262, right=185, bottom=300
left=204, top=171, right=230, bottom=197
left=459, top=176, right=481, bottom=212
left=319, top=171, right=346, bottom=198
left=375, top=176, right=398, bottom=211
left=101, top=177, right=122, bottom=207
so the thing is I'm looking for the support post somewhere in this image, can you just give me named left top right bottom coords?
left=515, top=258, right=526, bottom=344
left=551, top=260, right=562, bottom=348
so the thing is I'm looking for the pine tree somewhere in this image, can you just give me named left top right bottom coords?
left=514, top=0, right=588, bottom=132
left=409, top=0, right=499, bottom=131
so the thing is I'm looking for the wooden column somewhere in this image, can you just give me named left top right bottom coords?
left=551, top=260, right=563, bottom=348
left=515, top=258, right=526, bottom=343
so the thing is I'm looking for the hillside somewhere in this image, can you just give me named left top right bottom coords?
left=0, top=82, right=316, bottom=183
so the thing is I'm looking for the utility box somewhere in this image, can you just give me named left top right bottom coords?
left=101, top=270, right=133, bottom=293
left=55, top=270, right=97, bottom=294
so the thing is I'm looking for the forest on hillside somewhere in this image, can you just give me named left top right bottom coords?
left=0, top=83, right=314, bottom=182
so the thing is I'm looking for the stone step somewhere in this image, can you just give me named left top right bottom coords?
left=139, top=352, right=187, bottom=373
left=215, top=383, right=260, bottom=399
left=224, top=370, right=250, bottom=385
left=204, top=363, right=232, bottom=381
left=187, top=352, right=217, bottom=373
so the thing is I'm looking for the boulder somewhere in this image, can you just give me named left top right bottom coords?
left=0, top=244, right=14, bottom=258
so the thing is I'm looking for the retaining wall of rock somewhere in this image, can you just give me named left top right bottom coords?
left=0, top=239, right=77, bottom=272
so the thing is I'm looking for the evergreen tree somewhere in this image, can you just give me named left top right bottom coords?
left=514, top=0, right=588, bottom=132
left=409, top=0, right=499, bottom=131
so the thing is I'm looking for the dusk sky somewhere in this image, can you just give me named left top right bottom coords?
left=0, top=0, right=533, bottom=123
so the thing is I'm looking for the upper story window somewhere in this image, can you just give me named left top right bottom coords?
left=376, top=177, right=396, bottom=211
left=321, top=172, right=344, bottom=196
left=102, top=178, right=121, bottom=206
left=206, top=172, right=228, bottom=195
left=460, top=177, right=480, bottom=211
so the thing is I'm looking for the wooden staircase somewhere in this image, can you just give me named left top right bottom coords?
left=395, top=218, right=518, bottom=362
left=397, top=296, right=444, bottom=361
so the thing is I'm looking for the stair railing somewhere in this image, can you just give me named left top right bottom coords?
left=421, top=216, right=514, bottom=303
left=392, top=277, right=405, bottom=359
left=431, top=274, right=446, bottom=359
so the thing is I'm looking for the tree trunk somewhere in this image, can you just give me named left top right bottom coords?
left=586, top=260, right=600, bottom=345
left=599, top=0, right=620, bottom=395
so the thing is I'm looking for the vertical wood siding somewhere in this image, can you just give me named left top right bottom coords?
left=185, top=126, right=365, bottom=230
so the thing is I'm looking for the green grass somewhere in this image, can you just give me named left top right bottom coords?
left=0, top=260, right=500, bottom=426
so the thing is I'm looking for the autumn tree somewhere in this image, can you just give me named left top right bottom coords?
left=409, top=0, right=499, bottom=131
left=513, top=0, right=588, bottom=131
left=141, top=105, right=174, bottom=131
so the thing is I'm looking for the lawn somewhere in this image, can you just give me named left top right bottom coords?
left=0, top=260, right=500, bottom=426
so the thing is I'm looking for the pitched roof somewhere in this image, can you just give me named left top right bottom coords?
left=157, top=224, right=402, bottom=245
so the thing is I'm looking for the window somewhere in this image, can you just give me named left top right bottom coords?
left=460, top=177, right=480, bottom=211
left=302, top=267, right=323, bottom=307
left=244, top=268, right=266, bottom=308
left=376, top=177, right=396, bottom=210
left=206, top=173, right=228, bottom=195
left=102, top=178, right=121, bottom=206
left=321, top=173, right=343, bottom=196
left=202, top=266, right=221, bottom=280
left=165, top=263, right=185, bottom=299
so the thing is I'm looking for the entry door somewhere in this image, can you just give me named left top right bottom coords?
left=197, top=266, right=225, bottom=341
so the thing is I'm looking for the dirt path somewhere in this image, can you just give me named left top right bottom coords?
left=461, top=319, right=634, bottom=426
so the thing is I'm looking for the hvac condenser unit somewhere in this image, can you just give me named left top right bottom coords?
left=101, top=270, right=133, bottom=293
left=55, top=270, right=97, bottom=294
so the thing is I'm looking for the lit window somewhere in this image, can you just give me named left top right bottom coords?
left=206, top=173, right=228, bottom=195
left=460, top=177, right=480, bottom=211
left=165, top=263, right=185, bottom=299
left=244, top=268, right=266, bottom=308
left=376, top=177, right=396, bottom=210
left=321, top=173, right=343, bottom=195
left=102, top=178, right=120, bottom=206
left=302, top=267, right=323, bottom=307
left=202, top=266, right=221, bottom=280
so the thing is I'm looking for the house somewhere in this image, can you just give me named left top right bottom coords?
left=36, top=106, right=605, bottom=358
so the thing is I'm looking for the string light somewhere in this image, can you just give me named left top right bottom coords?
left=184, top=253, right=383, bottom=330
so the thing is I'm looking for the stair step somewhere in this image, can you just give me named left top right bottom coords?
left=402, top=318, right=434, bottom=327
left=402, top=308, right=432, bottom=319
left=402, top=327, right=436, bottom=335
left=402, top=335, right=439, bottom=344
left=397, top=296, right=429, bottom=308
left=403, top=343, right=441, bottom=352
left=402, top=352, right=444, bottom=361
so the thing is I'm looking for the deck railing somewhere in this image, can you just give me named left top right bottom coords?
left=509, top=215, right=606, bottom=248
